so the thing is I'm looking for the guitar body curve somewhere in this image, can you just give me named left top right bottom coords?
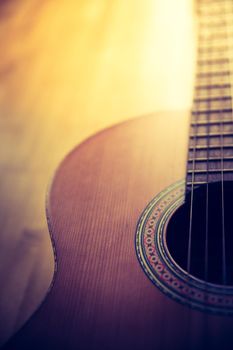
left=4, top=112, right=233, bottom=350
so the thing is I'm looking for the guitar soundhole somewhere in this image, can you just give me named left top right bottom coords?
left=166, top=181, right=233, bottom=286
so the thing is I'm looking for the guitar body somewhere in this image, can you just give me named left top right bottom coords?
left=4, top=111, right=233, bottom=349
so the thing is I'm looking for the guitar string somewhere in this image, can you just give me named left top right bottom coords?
left=207, top=0, right=228, bottom=286
left=187, top=111, right=197, bottom=275
left=186, top=0, right=233, bottom=312
left=188, top=0, right=231, bottom=284
left=186, top=0, right=206, bottom=275
left=202, top=0, right=213, bottom=291
left=229, top=0, right=233, bottom=285
left=200, top=0, right=214, bottom=286
left=220, top=73, right=226, bottom=285
left=220, top=0, right=231, bottom=286
left=199, top=3, right=210, bottom=285
left=202, top=0, right=226, bottom=296
left=201, top=0, right=228, bottom=297
left=192, top=1, right=211, bottom=312
left=204, top=39, right=210, bottom=285
left=198, top=0, right=215, bottom=323
left=202, top=0, right=212, bottom=323
left=204, top=2, right=213, bottom=312
left=225, top=0, right=233, bottom=285
left=187, top=126, right=195, bottom=274
left=185, top=36, right=198, bottom=335
left=188, top=1, right=210, bottom=281
left=187, top=1, right=208, bottom=277
left=217, top=0, right=233, bottom=285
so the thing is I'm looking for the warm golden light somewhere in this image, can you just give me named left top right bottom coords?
left=0, top=0, right=196, bottom=345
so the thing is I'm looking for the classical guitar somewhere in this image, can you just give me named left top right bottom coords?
left=3, top=0, right=233, bottom=349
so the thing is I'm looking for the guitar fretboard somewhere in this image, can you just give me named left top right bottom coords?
left=186, top=0, right=233, bottom=193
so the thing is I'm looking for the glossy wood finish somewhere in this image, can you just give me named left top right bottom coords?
left=3, top=112, right=233, bottom=350
left=0, top=0, right=195, bottom=344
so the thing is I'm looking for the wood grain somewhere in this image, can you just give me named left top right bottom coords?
left=3, top=111, right=233, bottom=350
left=0, top=0, right=195, bottom=345
left=4, top=111, right=189, bottom=349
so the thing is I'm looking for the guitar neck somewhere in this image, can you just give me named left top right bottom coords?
left=186, top=0, right=233, bottom=193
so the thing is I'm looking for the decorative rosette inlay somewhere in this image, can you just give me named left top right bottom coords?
left=135, top=180, right=233, bottom=315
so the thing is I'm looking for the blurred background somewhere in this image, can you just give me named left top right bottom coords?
left=0, top=0, right=196, bottom=345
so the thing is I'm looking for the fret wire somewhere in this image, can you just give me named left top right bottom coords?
left=199, top=8, right=231, bottom=15
left=190, top=131, right=233, bottom=137
left=192, top=108, right=232, bottom=114
left=188, top=169, right=233, bottom=174
left=194, top=96, right=232, bottom=101
left=186, top=0, right=233, bottom=285
left=187, top=181, right=206, bottom=185
left=199, top=27, right=232, bottom=36
left=195, top=83, right=231, bottom=89
left=198, top=58, right=230, bottom=65
left=189, top=144, right=233, bottom=150
left=200, top=22, right=233, bottom=29
left=188, top=156, right=233, bottom=161
left=195, top=91, right=231, bottom=98
left=198, top=78, right=231, bottom=86
left=187, top=0, right=233, bottom=194
left=198, top=2, right=233, bottom=14
left=199, top=38, right=231, bottom=45
left=198, top=54, right=231, bottom=62
left=199, top=33, right=232, bottom=41
left=198, top=46, right=230, bottom=54
left=191, top=120, right=232, bottom=126
left=196, top=71, right=231, bottom=77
